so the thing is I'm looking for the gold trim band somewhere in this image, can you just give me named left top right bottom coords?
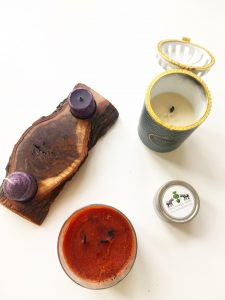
left=157, top=39, right=215, bottom=71
left=145, top=69, right=212, bottom=132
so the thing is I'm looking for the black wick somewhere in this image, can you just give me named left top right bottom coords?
left=79, top=97, right=84, bottom=102
left=82, top=234, right=87, bottom=244
left=100, top=230, right=116, bottom=244
left=170, top=106, right=175, bottom=113
left=100, top=240, right=109, bottom=244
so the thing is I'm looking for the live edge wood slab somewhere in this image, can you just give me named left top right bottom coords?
left=0, top=83, right=119, bottom=225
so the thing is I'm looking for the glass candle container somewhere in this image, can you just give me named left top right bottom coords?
left=58, top=204, right=137, bottom=289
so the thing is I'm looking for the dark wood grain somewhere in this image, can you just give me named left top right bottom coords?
left=0, top=83, right=119, bottom=225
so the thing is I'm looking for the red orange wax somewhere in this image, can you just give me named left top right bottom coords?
left=58, top=205, right=137, bottom=289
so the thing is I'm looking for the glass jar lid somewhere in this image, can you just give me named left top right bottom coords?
left=157, top=37, right=215, bottom=76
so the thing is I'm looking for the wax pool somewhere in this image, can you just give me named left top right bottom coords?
left=58, top=205, right=137, bottom=289
left=151, top=92, right=195, bottom=127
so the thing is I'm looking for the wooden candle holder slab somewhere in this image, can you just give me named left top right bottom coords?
left=0, top=83, right=119, bottom=225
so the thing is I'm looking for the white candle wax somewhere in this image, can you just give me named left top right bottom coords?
left=151, top=92, right=195, bottom=127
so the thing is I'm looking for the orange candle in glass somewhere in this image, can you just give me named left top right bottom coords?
left=57, top=204, right=137, bottom=289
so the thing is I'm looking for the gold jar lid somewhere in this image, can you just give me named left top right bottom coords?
left=157, top=37, right=215, bottom=76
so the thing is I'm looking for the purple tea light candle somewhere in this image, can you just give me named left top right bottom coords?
left=68, top=89, right=96, bottom=119
left=3, top=171, right=38, bottom=202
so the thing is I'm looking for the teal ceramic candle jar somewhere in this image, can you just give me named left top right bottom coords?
left=138, top=37, right=215, bottom=152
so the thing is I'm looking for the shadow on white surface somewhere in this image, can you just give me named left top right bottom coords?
left=158, top=198, right=215, bottom=240
left=147, top=129, right=224, bottom=183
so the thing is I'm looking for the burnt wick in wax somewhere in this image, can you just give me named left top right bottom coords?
left=170, top=106, right=175, bottom=113
left=100, top=240, right=109, bottom=244
left=108, top=230, right=115, bottom=238
left=100, top=229, right=116, bottom=243
left=82, top=234, right=87, bottom=245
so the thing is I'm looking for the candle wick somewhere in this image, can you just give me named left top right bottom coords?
left=100, top=239, right=109, bottom=244
left=170, top=106, right=175, bottom=113
left=79, top=97, right=84, bottom=102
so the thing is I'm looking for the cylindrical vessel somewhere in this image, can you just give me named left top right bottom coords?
left=58, top=204, right=137, bottom=289
left=68, top=88, right=96, bottom=119
left=154, top=180, right=200, bottom=224
left=138, top=69, right=211, bottom=152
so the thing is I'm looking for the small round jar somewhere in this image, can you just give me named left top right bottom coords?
left=57, top=204, right=137, bottom=289
left=154, top=180, right=200, bottom=223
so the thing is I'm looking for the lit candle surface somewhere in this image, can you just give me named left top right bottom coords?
left=58, top=205, right=137, bottom=289
left=151, top=92, right=195, bottom=127
left=68, top=88, right=96, bottom=119
left=3, top=171, right=38, bottom=202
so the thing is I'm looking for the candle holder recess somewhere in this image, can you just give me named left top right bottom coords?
left=138, top=37, right=215, bottom=152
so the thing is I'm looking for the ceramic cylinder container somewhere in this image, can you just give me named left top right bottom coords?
left=138, top=37, right=215, bottom=152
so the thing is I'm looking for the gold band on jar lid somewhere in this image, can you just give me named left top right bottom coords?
left=157, top=37, right=215, bottom=73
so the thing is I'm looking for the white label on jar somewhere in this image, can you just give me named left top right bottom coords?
left=161, top=185, right=195, bottom=219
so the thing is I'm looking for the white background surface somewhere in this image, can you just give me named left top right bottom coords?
left=0, top=1, right=225, bottom=299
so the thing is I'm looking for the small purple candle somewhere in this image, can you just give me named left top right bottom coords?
left=68, top=89, right=96, bottom=119
left=3, top=171, right=38, bottom=202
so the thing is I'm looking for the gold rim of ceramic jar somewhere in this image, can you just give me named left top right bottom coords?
left=145, top=69, right=212, bottom=132
left=157, top=38, right=215, bottom=71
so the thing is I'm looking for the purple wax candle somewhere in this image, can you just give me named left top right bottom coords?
left=68, top=88, right=96, bottom=119
left=3, top=171, right=38, bottom=202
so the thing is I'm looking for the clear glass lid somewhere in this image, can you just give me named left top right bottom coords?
left=157, top=37, right=215, bottom=76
